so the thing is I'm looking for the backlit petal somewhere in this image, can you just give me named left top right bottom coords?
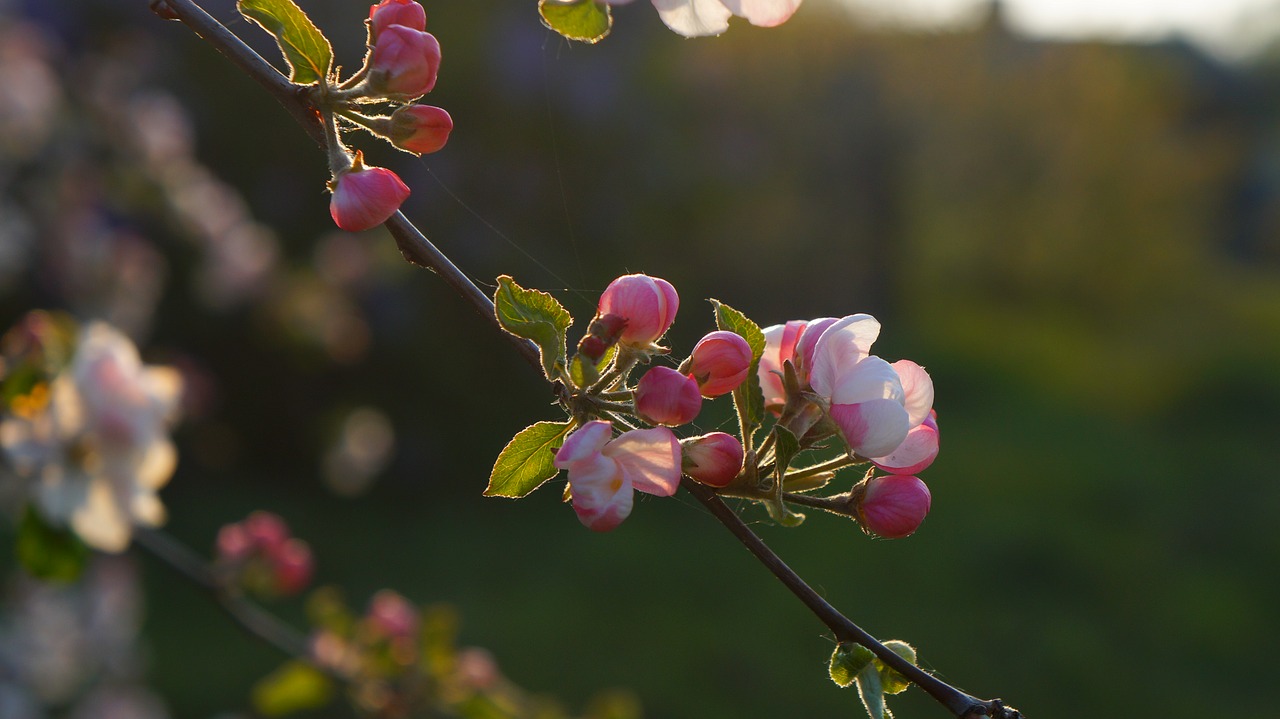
left=605, top=427, right=681, bottom=497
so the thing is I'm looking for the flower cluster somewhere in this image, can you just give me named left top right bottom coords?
left=216, top=511, right=315, bottom=597
left=0, top=317, right=182, bottom=552
left=490, top=273, right=940, bottom=539
left=318, top=0, right=454, bottom=232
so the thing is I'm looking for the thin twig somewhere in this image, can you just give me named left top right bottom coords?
left=149, top=2, right=1020, bottom=716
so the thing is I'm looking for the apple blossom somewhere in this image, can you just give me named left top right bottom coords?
left=596, top=274, right=679, bottom=348
left=856, top=475, right=931, bottom=539
left=606, top=0, right=802, bottom=38
left=387, top=104, right=452, bottom=155
left=873, top=407, right=939, bottom=475
left=553, top=420, right=681, bottom=531
left=367, top=24, right=441, bottom=100
left=0, top=322, right=181, bottom=552
left=680, top=432, right=743, bottom=487
left=686, top=330, right=752, bottom=397
left=757, top=317, right=837, bottom=411
left=366, top=589, right=420, bottom=639
left=635, top=366, right=701, bottom=426
left=329, top=164, right=411, bottom=232
left=369, top=0, right=426, bottom=40
left=215, top=511, right=314, bottom=596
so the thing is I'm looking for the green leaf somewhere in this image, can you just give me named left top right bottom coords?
left=569, top=344, right=616, bottom=389
left=829, top=642, right=875, bottom=688
left=238, top=0, right=333, bottom=85
left=855, top=662, right=891, bottom=719
left=485, top=421, right=574, bottom=498
left=538, top=0, right=612, bottom=44
left=251, top=661, right=334, bottom=716
left=494, top=275, right=573, bottom=381
left=711, top=299, right=766, bottom=437
left=761, top=425, right=804, bottom=527
left=875, top=640, right=918, bottom=695
left=16, top=506, right=88, bottom=583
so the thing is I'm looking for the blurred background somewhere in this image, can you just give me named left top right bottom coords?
left=1, top=0, right=1279, bottom=716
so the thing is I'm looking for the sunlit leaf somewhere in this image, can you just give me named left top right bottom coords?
left=829, top=642, right=875, bottom=688
left=16, top=507, right=88, bottom=583
left=485, top=421, right=573, bottom=498
left=494, top=275, right=573, bottom=380
left=855, top=663, right=891, bottom=719
left=711, top=299, right=766, bottom=437
left=538, top=0, right=612, bottom=44
left=251, top=661, right=334, bottom=716
left=569, top=344, right=616, bottom=389
left=875, top=640, right=918, bottom=695
left=238, top=0, right=333, bottom=84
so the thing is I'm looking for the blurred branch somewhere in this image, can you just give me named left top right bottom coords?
left=147, top=1, right=1020, bottom=716
left=132, top=528, right=342, bottom=677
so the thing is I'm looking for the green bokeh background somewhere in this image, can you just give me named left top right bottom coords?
left=4, top=0, right=1280, bottom=716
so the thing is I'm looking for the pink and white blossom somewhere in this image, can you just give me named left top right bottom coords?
left=597, top=274, right=679, bottom=348
left=0, top=322, right=181, bottom=552
left=606, top=0, right=802, bottom=38
left=553, top=421, right=681, bottom=532
left=635, top=366, right=702, bottom=426
left=758, top=317, right=836, bottom=411
left=329, top=165, right=411, bottom=232
left=680, top=432, right=743, bottom=487
left=809, top=314, right=910, bottom=458
left=686, top=330, right=752, bottom=397
left=856, top=475, right=931, bottom=539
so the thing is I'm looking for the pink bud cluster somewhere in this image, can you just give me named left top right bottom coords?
left=216, top=511, right=314, bottom=596
left=326, top=0, right=454, bottom=232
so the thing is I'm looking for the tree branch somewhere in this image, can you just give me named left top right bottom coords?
left=148, top=2, right=1021, bottom=716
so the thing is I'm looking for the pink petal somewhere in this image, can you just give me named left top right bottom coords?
left=871, top=419, right=939, bottom=475
left=892, top=359, right=934, bottom=429
left=554, top=421, right=612, bottom=469
left=792, top=316, right=836, bottom=381
left=650, top=0, right=734, bottom=37
left=722, top=0, right=801, bottom=26
left=570, top=465, right=633, bottom=532
left=605, top=427, right=681, bottom=497
left=829, top=397, right=909, bottom=458
left=758, top=324, right=787, bottom=410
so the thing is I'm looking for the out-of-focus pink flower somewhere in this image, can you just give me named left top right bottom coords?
left=243, top=510, right=289, bottom=552
left=856, top=475, right=931, bottom=539
left=368, top=24, right=441, bottom=99
left=329, top=165, right=410, bottom=232
left=387, top=104, right=452, bottom=155
left=635, top=366, right=701, bottom=426
left=680, top=432, right=743, bottom=487
left=687, top=330, right=752, bottom=397
left=369, top=0, right=426, bottom=39
left=605, top=0, right=802, bottom=37
left=553, top=421, right=680, bottom=531
left=597, top=274, right=679, bottom=348
left=216, top=522, right=253, bottom=562
left=0, top=322, right=181, bottom=552
left=215, top=512, right=313, bottom=596
left=271, top=538, right=314, bottom=595
left=367, top=589, right=419, bottom=639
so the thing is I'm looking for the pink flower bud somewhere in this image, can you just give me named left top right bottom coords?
left=856, top=475, right=931, bottom=539
left=215, top=522, right=252, bottom=563
left=687, top=330, right=752, bottom=397
left=635, top=366, right=701, bottom=426
left=368, top=25, right=441, bottom=100
left=597, top=274, right=679, bottom=347
left=367, top=589, right=419, bottom=639
left=270, top=538, right=314, bottom=596
left=388, top=104, right=452, bottom=155
left=329, top=166, right=411, bottom=232
left=369, top=0, right=426, bottom=40
left=244, top=511, right=289, bottom=553
left=681, top=432, right=743, bottom=487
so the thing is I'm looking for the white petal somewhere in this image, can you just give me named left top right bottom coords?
left=651, top=0, right=733, bottom=37
left=70, top=477, right=132, bottom=552
left=721, top=0, right=801, bottom=27
left=824, top=355, right=903, bottom=406
left=892, top=359, right=934, bottom=429
left=830, top=398, right=910, bottom=458
left=136, top=439, right=178, bottom=490
left=808, top=315, right=881, bottom=398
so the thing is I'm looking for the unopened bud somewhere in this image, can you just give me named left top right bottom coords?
left=634, top=366, right=701, bottom=426
left=855, top=475, right=931, bottom=539
left=681, top=432, right=743, bottom=487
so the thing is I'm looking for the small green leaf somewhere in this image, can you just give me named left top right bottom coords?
left=855, top=662, right=891, bottom=719
left=16, top=506, right=88, bottom=583
left=485, top=421, right=574, bottom=498
left=238, top=0, right=333, bottom=84
left=251, top=661, right=334, bottom=716
left=875, top=640, right=918, bottom=695
left=538, top=0, right=612, bottom=43
left=761, top=425, right=804, bottom=527
left=569, top=344, right=616, bottom=389
left=711, top=299, right=766, bottom=437
left=829, top=642, right=875, bottom=688
left=494, top=275, right=573, bottom=380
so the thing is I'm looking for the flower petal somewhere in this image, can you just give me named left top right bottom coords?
left=808, top=314, right=881, bottom=398
left=721, top=0, right=801, bottom=26
left=650, top=0, right=733, bottom=37
left=892, top=359, right=934, bottom=429
left=822, top=355, right=903, bottom=406
left=604, top=427, right=681, bottom=497
left=871, top=418, right=939, bottom=475
left=570, top=462, right=633, bottom=532
left=554, top=421, right=613, bottom=470
left=829, top=397, right=909, bottom=458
